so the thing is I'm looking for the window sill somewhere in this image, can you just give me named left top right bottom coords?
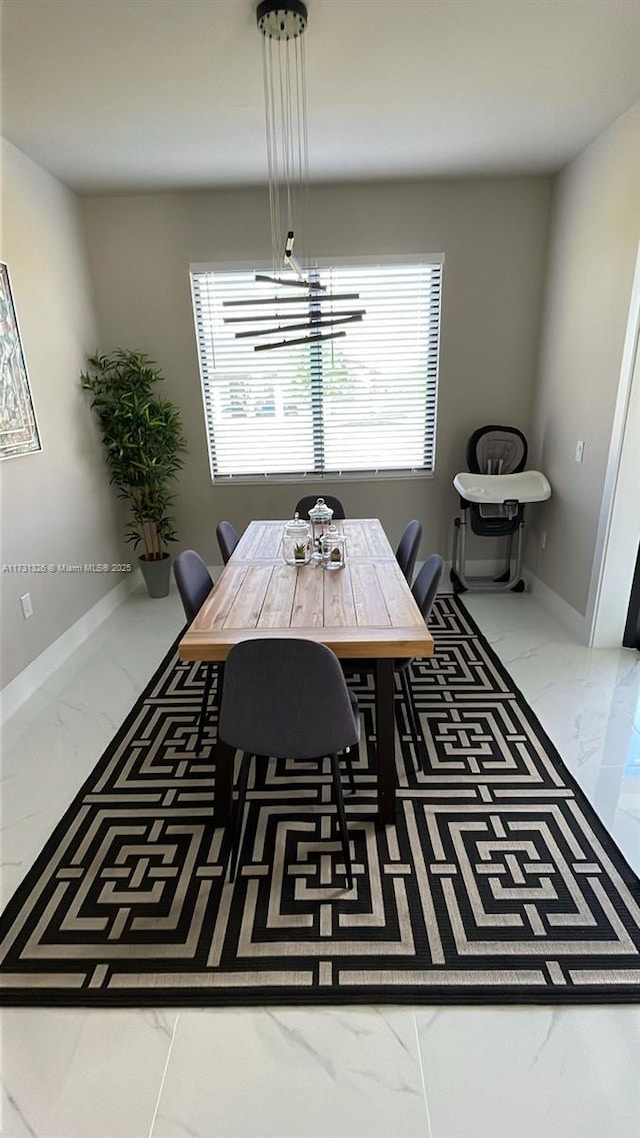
left=210, top=470, right=436, bottom=486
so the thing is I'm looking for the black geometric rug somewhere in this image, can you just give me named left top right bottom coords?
left=1, top=596, right=639, bottom=1007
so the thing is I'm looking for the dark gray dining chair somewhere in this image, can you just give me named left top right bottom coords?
left=344, top=553, right=443, bottom=772
left=218, top=638, right=360, bottom=888
left=216, top=520, right=240, bottom=565
left=174, top=550, right=218, bottom=754
left=394, top=554, right=443, bottom=769
left=294, top=494, right=346, bottom=521
left=395, top=519, right=422, bottom=584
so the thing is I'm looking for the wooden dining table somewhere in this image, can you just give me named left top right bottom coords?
left=178, top=519, right=434, bottom=825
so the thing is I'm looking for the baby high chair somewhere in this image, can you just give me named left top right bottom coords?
left=450, top=424, right=551, bottom=593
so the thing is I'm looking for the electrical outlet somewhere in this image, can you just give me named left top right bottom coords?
left=575, top=440, right=585, bottom=463
left=20, top=593, right=33, bottom=619
left=540, top=530, right=547, bottom=550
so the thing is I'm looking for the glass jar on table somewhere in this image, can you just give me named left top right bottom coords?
left=307, top=497, right=334, bottom=561
left=282, top=514, right=312, bottom=566
left=321, top=524, right=346, bottom=570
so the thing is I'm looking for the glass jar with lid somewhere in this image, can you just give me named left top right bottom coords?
left=321, top=524, right=346, bottom=570
left=308, top=497, right=334, bottom=560
left=282, top=513, right=312, bottom=566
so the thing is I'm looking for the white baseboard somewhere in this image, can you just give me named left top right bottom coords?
left=528, top=572, right=589, bottom=644
left=0, top=571, right=141, bottom=724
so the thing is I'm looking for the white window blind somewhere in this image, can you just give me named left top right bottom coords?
left=190, top=259, right=442, bottom=480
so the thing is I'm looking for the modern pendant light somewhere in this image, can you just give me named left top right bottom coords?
left=222, top=1, right=364, bottom=352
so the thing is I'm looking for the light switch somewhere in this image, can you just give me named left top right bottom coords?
left=575, top=440, right=585, bottom=463
left=20, top=593, right=33, bottom=619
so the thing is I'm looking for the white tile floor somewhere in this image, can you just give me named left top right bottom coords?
left=1, top=585, right=639, bottom=1138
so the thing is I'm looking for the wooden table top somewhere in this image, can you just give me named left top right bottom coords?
left=178, top=519, right=434, bottom=662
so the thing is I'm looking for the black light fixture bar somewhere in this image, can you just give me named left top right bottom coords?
left=223, top=293, right=360, bottom=307
left=254, top=329, right=346, bottom=352
left=235, top=314, right=363, bottom=339
left=255, top=274, right=327, bottom=291
left=224, top=308, right=365, bottom=324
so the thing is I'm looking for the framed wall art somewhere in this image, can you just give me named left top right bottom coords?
left=0, top=262, right=42, bottom=459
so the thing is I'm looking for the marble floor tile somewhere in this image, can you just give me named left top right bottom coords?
left=1, top=584, right=185, bottom=906
left=151, top=1007, right=429, bottom=1138
left=0, top=1008, right=178, bottom=1138
left=415, top=1004, right=640, bottom=1138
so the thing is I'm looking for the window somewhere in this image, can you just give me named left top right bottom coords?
left=190, top=258, right=442, bottom=481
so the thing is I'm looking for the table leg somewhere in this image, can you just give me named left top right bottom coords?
left=375, top=658, right=396, bottom=825
left=213, top=739, right=235, bottom=826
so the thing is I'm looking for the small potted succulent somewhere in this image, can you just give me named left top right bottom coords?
left=293, top=542, right=308, bottom=564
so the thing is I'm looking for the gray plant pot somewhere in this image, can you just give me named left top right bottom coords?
left=139, top=552, right=171, bottom=598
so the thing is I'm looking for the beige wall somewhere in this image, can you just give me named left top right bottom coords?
left=0, top=140, right=126, bottom=689
left=529, top=102, right=640, bottom=616
left=82, top=177, right=551, bottom=566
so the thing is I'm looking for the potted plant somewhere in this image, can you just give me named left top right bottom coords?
left=81, top=349, right=187, bottom=597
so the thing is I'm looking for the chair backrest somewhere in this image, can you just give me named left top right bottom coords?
left=174, top=550, right=214, bottom=623
left=216, top=520, right=240, bottom=565
left=466, top=425, right=527, bottom=475
left=412, top=554, right=444, bottom=625
left=395, top=519, right=422, bottom=584
left=218, top=638, right=359, bottom=760
left=294, top=494, right=346, bottom=521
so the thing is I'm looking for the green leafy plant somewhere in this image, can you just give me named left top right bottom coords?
left=81, top=349, right=187, bottom=561
left=293, top=542, right=308, bottom=561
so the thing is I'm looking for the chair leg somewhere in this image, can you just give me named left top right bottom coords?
left=329, top=753, right=353, bottom=890
left=342, top=747, right=356, bottom=794
left=212, top=661, right=225, bottom=710
left=196, top=663, right=216, bottom=753
left=229, top=752, right=251, bottom=883
left=399, top=666, right=429, bottom=773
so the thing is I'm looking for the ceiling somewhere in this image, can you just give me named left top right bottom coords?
left=3, top=0, right=640, bottom=194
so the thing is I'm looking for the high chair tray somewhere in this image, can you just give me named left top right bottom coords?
left=454, top=470, right=551, bottom=504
